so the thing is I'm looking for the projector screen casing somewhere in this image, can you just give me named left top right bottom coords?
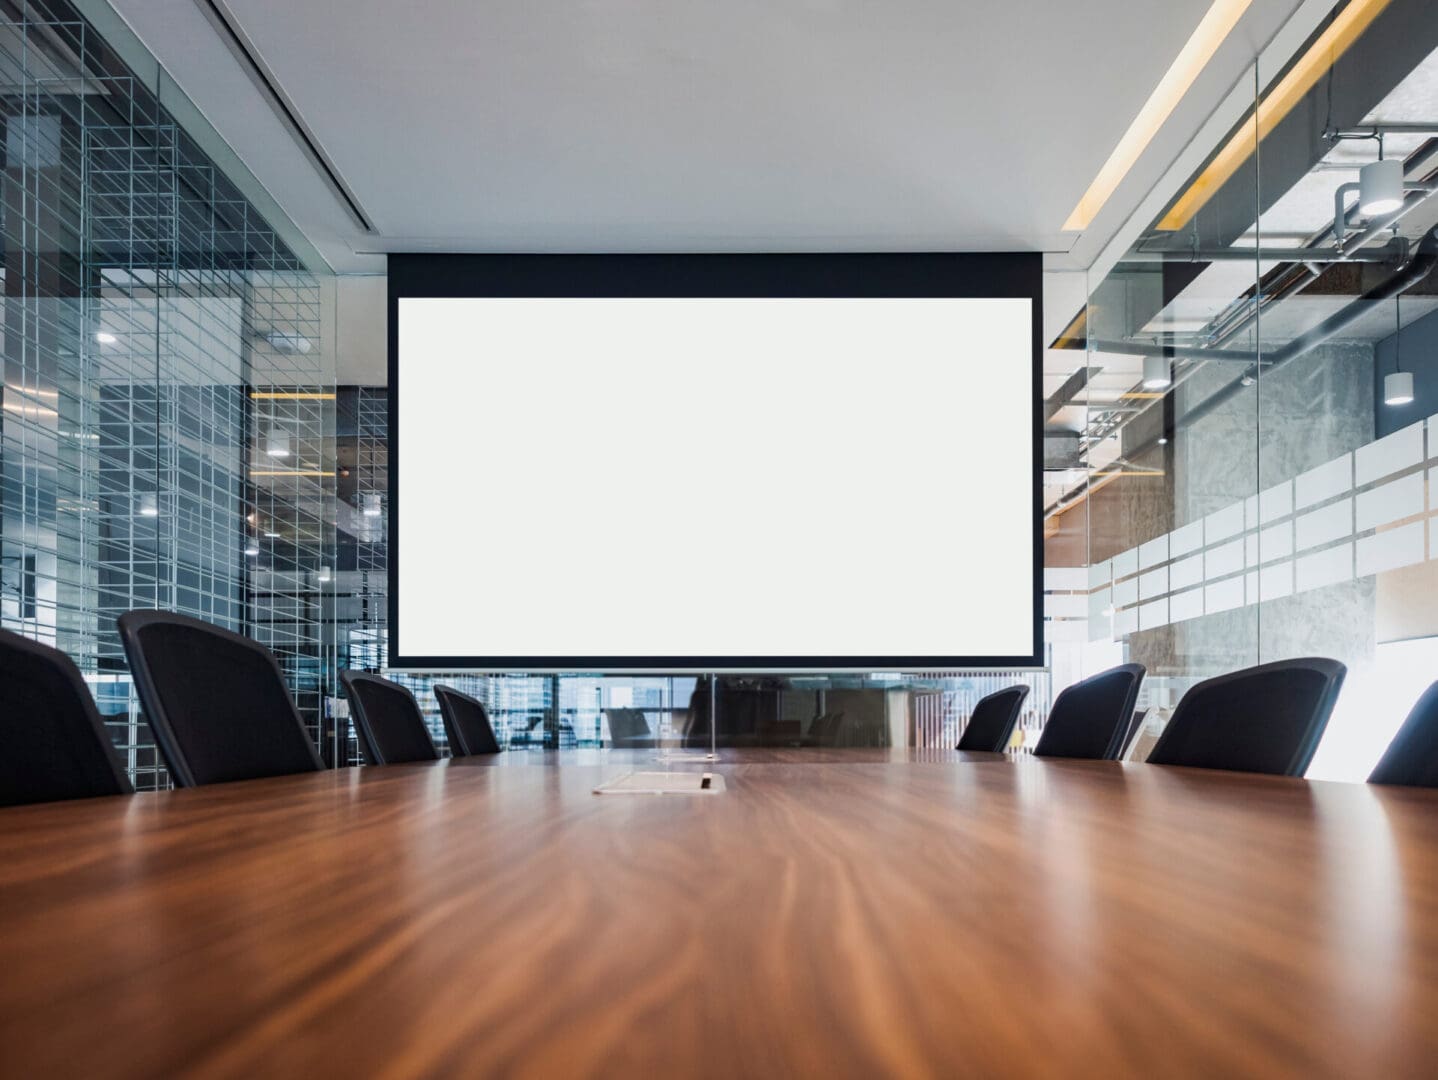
left=388, top=253, right=1042, bottom=672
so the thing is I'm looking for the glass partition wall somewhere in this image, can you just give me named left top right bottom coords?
left=1049, top=0, right=1438, bottom=779
left=0, top=0, right=335, bottom=788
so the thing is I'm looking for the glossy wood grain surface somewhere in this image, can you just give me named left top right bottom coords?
left=3, top=753, right=1438, bottom=1078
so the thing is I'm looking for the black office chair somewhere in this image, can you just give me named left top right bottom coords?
left=0, top=629, right=132, bottom=806
left=1369, top=682, right=1438, bottom=787
left=117, top=611, right=324, bottom=787
left=1033, top=663, right=1145, bottom=760
left=1146, top=658, right=1346, bottom=777
left=340, top=671, right=440, bottom=765
left=433, top=684, right=501, bottom=755
left=957, top=685, right=1029, bottom=753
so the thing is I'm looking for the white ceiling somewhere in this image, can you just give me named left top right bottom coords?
left=107, top=0, right=1308, bottom=276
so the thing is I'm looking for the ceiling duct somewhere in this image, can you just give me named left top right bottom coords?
left=1103, top=227, right=1438, bottom=485
left=1047, top=229, right=1438, bottom=517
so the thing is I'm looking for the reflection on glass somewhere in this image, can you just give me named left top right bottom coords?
left=1045, top=0, right=1438, bottom=779
left=0, top=1, right=332, bottom=790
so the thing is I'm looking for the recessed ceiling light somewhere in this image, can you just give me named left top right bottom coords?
left=95, top=331, right=117, bottom=345
left=1063, top=0, right=1253, bottom=231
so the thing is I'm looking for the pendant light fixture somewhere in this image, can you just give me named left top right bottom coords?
left=1384, top=294, right=1414, bottom=406
left=1385, top=371, right=1414, bottom=406
left=1359, top=158, right=1404, bottom=217
left=1143, top=354, right=1172, bottom=390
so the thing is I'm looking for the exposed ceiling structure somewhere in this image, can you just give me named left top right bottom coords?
left=1043, top=0, right=1438, bottom=523
left=106, top=0, right=1308, bottom=276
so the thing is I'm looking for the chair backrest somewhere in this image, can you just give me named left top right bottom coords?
left=0, top=629, right=132, bottom=806
left=340, top=671, right=439, bottom=765
left=1033, top=664, right=1146, bottom=760
left=433, top=684, right=501, bottom=755
left=957, top=685, right=1029, bottom=753
left=117, top=611, right=323, bottom=787
left=1369, top=681, right=1438, bottom=787
left=1146, top=658, right=1346, bottom=777
left=604, top=707, right=651, bottom=746
left=810, top=712, right=843, bottom=743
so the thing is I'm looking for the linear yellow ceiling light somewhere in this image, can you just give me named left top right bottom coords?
left=1063, top=0, right=1254, bottom=231
left=1157, top=0, right=1392, bottom=230
left=248, top=391, right=336, bottom=400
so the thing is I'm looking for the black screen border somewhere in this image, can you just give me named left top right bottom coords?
left=387, top=253, right=1043, bottom=672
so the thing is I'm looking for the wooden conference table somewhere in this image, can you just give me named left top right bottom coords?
left=3, top=749, right=1438, bottom=1078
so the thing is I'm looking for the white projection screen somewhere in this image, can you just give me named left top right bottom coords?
left=388, top=254, right=1041, bottom=670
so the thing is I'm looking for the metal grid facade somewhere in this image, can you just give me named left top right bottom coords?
left=0, top=0, right=332, bottom=788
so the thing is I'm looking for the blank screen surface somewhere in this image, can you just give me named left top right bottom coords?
left=392, top=260, right=1038, bottom=669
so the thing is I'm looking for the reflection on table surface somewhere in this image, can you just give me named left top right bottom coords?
left=447, top=745, right=1012, bottom=766
left=5, top=757, right=1438, bottom=1077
